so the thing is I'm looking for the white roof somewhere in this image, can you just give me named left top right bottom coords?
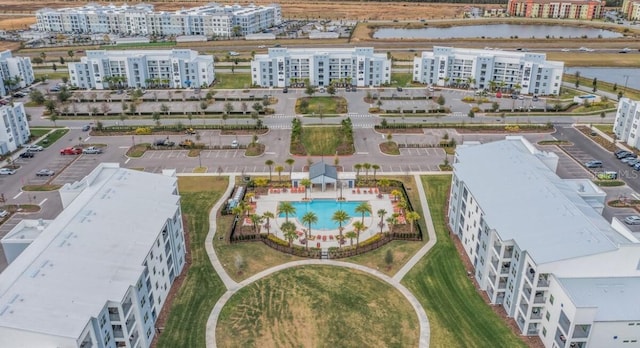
left=454, top=137, right=627, bottom=264
left=0, top=164, right=179, bottom=339
left=558, top=276, right=640, bottom=321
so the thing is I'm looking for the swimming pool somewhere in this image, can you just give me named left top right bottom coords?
left=280, top=199, right=370, bottom=230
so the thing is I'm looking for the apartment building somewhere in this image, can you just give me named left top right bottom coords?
left=35, top=3, right=281, bottom=38
left=0, top=102, right=30, bottom=155
left=413, top=46, right=564, bottom=96
left=68, top=49, right=215, bottom=90
left=0, top=50, right=34, bottom=97
left=251, top=47, right=391, bottom=88
left=0, top=163, right=186, bottom=348
left=507, top=0, right=605, bottom=19
left=448, top=136, right=640, bottom=348
left=613, top=98, right=640, bottom=150
left=622, top=0, right=640, bottom=20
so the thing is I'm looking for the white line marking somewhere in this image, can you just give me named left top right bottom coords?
left=13, top=192, right=23, bottom=199
left=84, top=136, right=91, bottom=142
left=38, top=198, right=48, bottom=206
left=125, top=158, right=131, bottom=164
left=118, top=146, right=129, bottom=149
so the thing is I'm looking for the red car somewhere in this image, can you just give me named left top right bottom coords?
left=60, top=147, right=82, bottom=155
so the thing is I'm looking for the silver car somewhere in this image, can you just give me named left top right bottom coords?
left=624, top=216, right=640, bottom=225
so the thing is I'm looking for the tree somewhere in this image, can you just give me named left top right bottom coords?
left=372, top=164, right=380, bottom=181
left=406, top=211, right=421, bottom=234
left=468, top=109, right=475, bottom=118
left=386, top=215, right=398, bottom=234
left=332, top=210, right=350, bottom=247
left=436, top=94, right=446, bottom=108
left=262, top=211, right=275, bottom=236
left=362, top=163, right=371, bottom=182
left=327, top=85, right=336, bottom=96
left=390, top=189, right=402, bottom=202
left=252, top=102, right=263, bottom=114
left=49, top=113, right=58, bottom=127
left=345, top=230, right=357, bottom=247
left=241, top=101, right=248, bottom=115
left=600, top=111, right=606, bottom=120
left=59, top=56, right=65, bottom=64
left=384, top=249, right=394, bottom=268
left=352, top=221, right=365, bottom=249
left=492, top=101, right=500, bottom=112
left=354, top=163, right=362, bottom=178
left=29, top=89, right=45, bottom=105
left=160, top=103, right=170, bottom=115
left=275, top=165, right=284, bottom=182
left=305, top=85, right=315, bottom=97
left=200, top=101, right=208, bottom=115
left=575, top=70, right=581, bottom=88
left=592, top=77, right=598, bottom=92
left=300, top=178, right=311, bottom=200
left=249, top=214, right=263, bottom=234
left=281, top=221, right=297, bottom=247
left=67, top=50, right=75, bottom=60
left=278, top=201, right=296, bottom=223
left=52, top=63, right=57, bottom=72
left=265, top=159, right=274, bottom=181
left=152, top=112, right=161, bottom=126
left=286, top=158, right=295, bottom=179
left=224, top=101, right=234, bottom=115
left=301, top=211, right=318, bottom=250
left=40, top=51, right=46, bottom=62
left=44, top=99, right=57, bottom=115
left=377, top=209, right=387, bottom=233
left=355, top=202, right=372, bottom=225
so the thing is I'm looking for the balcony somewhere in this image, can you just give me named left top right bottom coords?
left=490, top=257, right=499, bottom=271
left=527, top=323, right=539, bottom=335
left=108, top=307, right=121, bottom=322
left=504, top=246, right=514, bottom=258
left=498, top=278, right=507, bottom=289
left=537, top=274, right=550, bottom=287
left=519, top=302, right=529, bottom=316
left=125, top=316, right=136, bottom=332
left=129, top=329, right=140, bottom=346
left=531, top=307, right=542, bottom=320
left=559, top=311, right=572, bottom=334
left=122, top=299, right=133, bottom=317
left=113, top=325, right=124, bottom=339
left=533, top=292, right=546, bottom=304
left=572, top=324, right=591, bottom=339
left=493, top=243, right=501, bottom=256
left=500, top=262, right=511, bottom=275
left=523, top=285, right=532, bottom=298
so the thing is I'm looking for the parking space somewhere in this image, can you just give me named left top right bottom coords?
left=26, top=155, right=78, bottom=185
left=539, top=146, right=593, bottom=179
left=559, top=144, right=618, bottom=179
left=399, top=148, right=445, bottom=157
left=51, top=154, right=109, bottom=185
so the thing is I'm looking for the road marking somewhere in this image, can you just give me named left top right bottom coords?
left=84, top=136, right=91, bottom=142
left=13, top=192, right=22, bottom=199
left=118, top=146, right=129, bottom=149
left=125, top=158, right=131, bottom=164
left=356, top=152, right=369, bottom=155
left=39, top=198, right=48, bottom=206
left=265, top=152, right=276, bottom=155
left=632, top=193, right=640, bottom=200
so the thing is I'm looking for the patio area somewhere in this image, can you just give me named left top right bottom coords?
left=245, top=187, right=399, bottom=250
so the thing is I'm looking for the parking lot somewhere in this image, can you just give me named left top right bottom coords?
left=544, top=145, right=596, bottom=179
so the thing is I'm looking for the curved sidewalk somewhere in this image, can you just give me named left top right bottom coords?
left=204, top=172, right=444, bottom=348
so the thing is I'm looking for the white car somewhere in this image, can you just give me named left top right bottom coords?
left=231, top=140, right=239, bottom=148
left=82, top=146, right=103, bottom=154
left=0, top=168, right=16, bottom=175
left=561, top=48, right=571, bottom=52
left=0, top=210, right=8, bottom=218
left=258, top=45, right=266, bottom=48
left=25, top=144, right=43, bottom=151
left=624, top=215, right=640, bottom=225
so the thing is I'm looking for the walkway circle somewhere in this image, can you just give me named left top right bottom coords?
left=205, top=260, right=430, bottom=347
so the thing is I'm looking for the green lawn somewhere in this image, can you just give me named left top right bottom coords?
left=593, top=124, right=614, bottom=136
left=390, top=72, right=414, bottom=87
left=35, top=72, right=68, bottom=80
left=212, top=73, right=252, bottom=89
left=156, top=177, right=227, bottom=348
left=301, top=126, right=353, bottom=156
left=402, top=175, right=526, bottom=348
left=295, top=96, right=348, bottom=114
left=37, top=128, right=68, bottom=148
left=29, top=128, right=53, bottom=138
left=216, top=266, right=419, bottom=348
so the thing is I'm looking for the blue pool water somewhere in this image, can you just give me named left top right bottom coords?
left=280, top=199, right=370, bottom=230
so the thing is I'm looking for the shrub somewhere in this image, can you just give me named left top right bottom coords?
left=135, top=127, right=152, bottom=135
left=504, top=125, right=520, bottom=132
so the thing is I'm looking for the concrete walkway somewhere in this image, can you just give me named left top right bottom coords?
left=203, top=172, right=445, bottom=348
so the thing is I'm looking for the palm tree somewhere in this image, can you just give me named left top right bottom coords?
left=353, top=221, right=365, bottom=249
left=301, top=211, right=318, bottom=249
left=406, top=211, right=421, bottom=234
left=488, top=80, right=497, bottom=92
left=378, top=178, right=390, bottom=192
left=362, top=163, right=371, bottom=182
left=281, top=221, right=297, bottom=247
left=275, top=165, right=284, bottom=183
left=278, top=201, right=296, bottom=223
left=377, top=209, right=387, bottom=233
left=397, top=199, right=409, bottom=215
left=262, top=211, right=275, bottom=235
left=265, top=159, right=274, bottom=181
left=286, top=158, right=295, bottom=178
left=332, top=210, right=350, bottom=246
left=345, top=230, right=357, bottom=247
left=238, top=200, right=250, bottom=217
left=250, top=214, right=263, bottom=234
left=372, top=164, right=380, bottom=181
left=300, top=178, right=311, bottom=200
left=354, top=163, right=362, bottom=178
left=390, top=189, right=402, bottom=202
left=355, top=202, right=372, bottom=224
left=386, top=215, right=399, bottom=234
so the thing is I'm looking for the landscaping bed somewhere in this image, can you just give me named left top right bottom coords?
left=380, top=141, right=400, bottom=155
left=575, top=126, right=617, bottom=152
left=291, top=118, right=354, bottom=156
left=295, top=96, right=348, bottom=114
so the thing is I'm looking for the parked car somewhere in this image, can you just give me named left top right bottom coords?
left=185, top=128, right=197, bottom=135
left=628, top=159, right=640, bottom=167
left=624, top=215, right=640, bottom=225
left=179, top=140, right=194, bottom=148
left=397, top=87, right=403, bottom=92
left=25, top=144, right=43, bottom=152
left=19, top=152, right=34, bottom=158
left=283, top=87, right=288, bottom=93
left=153, top=139, right=175, bottom=147
left=585, top=160, right=603, bottom=168
left=0, top=168, right=16, bottom=175
left=0, top=210, right=8, bottom=218
left=36, top=169, right=55, bottom=177
left=622, top=156, right=637, bottom=163
left=616, top=151, right=634, bottom=159
left=532, top=95, right=539, bottom=102
left=596, top=171, right=618, bottom=180
left=231, top=140, right=239, bottom=148
left=82, top=146, right=103, bottom=154
left=82, top=124, right=91, bottom=131
left=49, top=86, right=61, bottom=92
left=60, top=147, right=82, bottom=155
left=633, top=162, right=640, bottom=171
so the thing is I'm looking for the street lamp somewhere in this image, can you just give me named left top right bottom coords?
left=198, top=151, right=202, bottom=168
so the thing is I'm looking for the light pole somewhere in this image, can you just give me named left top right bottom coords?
left=198, top=151, right=202, bottom=168
left=623, top=74, right=630, bottom=95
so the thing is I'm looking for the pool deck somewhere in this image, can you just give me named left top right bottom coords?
left=248, top=187, right=397, bottom=249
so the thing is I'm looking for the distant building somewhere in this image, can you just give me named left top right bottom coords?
left=621, top=0, right=640, bottom=20
left=0, top=163, right=185, bottom=348
left=613, top=98, right=640, bottom=149
left=35, top=3, right=281, bottom=38
left=449, top=136, right=640, bottom=348
left=68, top=49, right=214, bottom=90
left=413, top=46, right=564, bottom=96
left=507, top=0, right=605, bottom=19
left=0, top=102, right=30, bottom=155
left=251, top=47, right=391, bottom=88
left=0, top=50, right=34, bottom=97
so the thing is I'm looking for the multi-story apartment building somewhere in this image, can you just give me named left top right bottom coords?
left=251, top=47, right=391, bottom=88
left=68, top=49, right=215, bottom=90
left=413, top=46, right=564, bottom=96
left=622, top=0, right=640, bottom=20
left=0, top=50, right=34, bottom=97
left=613, top=98, right=640, bottom=150
left=0, top=163, right=186, bottom=348
left=35, top=3, right=281, bottom=38
left=507, top=0, right=605, bottom=19
left=0, top=102, right=30, bottom=155
left=448, top=136, right=640, bottom=348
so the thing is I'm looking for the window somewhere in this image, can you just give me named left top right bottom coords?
left=549, top=295, right=554, bottom=305
left=542, top=327, right=547, bottom=336
left=546, top=312, right=550, bottom=321
left=99, top=314, right=106, bottom=328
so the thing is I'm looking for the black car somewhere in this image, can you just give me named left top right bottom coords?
left=283, top=87, right=288, bottom=93
left=82, top=125, right=91, bottom=131
left=397, top=87, right=403, bottom=92
left=19, top=152, right=34, bottom=158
